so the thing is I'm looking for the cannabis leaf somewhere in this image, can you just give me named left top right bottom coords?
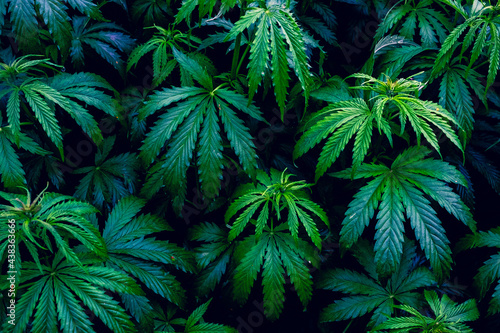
left=138, top=47, right=263, bottom=210
left=295, top=73, right=463, bottom=181
left=224, top=1, right=313, bottom=118
left=432, top=0, right=500, bottom=91
left=233, top=231, right=318, bottom=321
left=319, top=240, right=436, bottom=328
left=132, top=0, right=173, bottom=26
left=0, top=56, right=119, bottom=158
left=374, top=0, right=452, bottom=48
left=458, top=225, right=500, bottom=315
left=153, top=298, right=237, bottom=333
left=6, top=0, right=70, bottom=52
left=298, top=2, right=337, bottom=46
left=0, top=251, right=142, bottom=333
left=70, top=16, right=135, bottom=76
left=331, top=146, right=475, bottom=279
left=0, top=188, right=106, bottom=272
left=225, top=168, right=329, bottom=249
left=99, top=196, right=195, bottom=313
left=190, top=222, right=236, bottom=296
left=176, top=0, right=237, bottom=26
left=373, top=290, right=479, bottom=332
left=74, top=136, right=138, bottom=210
left=0, top=114, right=51, bottom=187
left=437, top=60, right=486, bottom=143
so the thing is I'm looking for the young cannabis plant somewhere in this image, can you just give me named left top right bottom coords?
left=225, top=168, right=328, bottom=320
left=458, top=225, right=500, bottom=315
left=0, top=250, right=142, bottom=333
left=319, top=240, right=436, bottom=328
left=372, top=290, right=479, bottom=333
left=138, top=47, right=264, bottom=209
left=0, top=188, right=106, bottom=272
left=225, top=168, right=329, bottom=248
left=224, top=0, right=313, bottom=118
left=433, top=0, right=500, bottom=91
left=332, top=146, right=475, bottom=279
left=295, top=73, right=462, bottom=181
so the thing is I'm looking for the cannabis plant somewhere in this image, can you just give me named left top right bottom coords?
left=225, top=168, right=328, bottom=320
left=127, top=25, right=211, bottom=87
left=0, top=187, right=106, bottom=272
left=94, top=196, right=196, bottom=325
left=70, top=16, right=135, bottom=75
left=372, top=290, right=479, bottom=332
left=319, top=239, right=436, bottom=328
left=0, top=0, right=101, bottom=53
left=374, top=0, right=452, bottom=48
left=0, top=56, right=119, bottom=161
left=190, top=221, right=236, bottom=296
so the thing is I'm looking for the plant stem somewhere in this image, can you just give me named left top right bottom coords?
left=231, top=33, right=242, bottom=80
left=235, top=43, right=251, bottom=77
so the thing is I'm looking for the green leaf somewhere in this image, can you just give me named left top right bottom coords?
left=333, top=146, right=470, bottom=279
left=173, top=46, right=213, bottom=90
left=262, top=236, right=286, bottom=320
left=247, top=15, right=271, bottom=102
left=197, top=101, right=223, bottom=198
left=320, top=294, right=387, bottom=322
left=0, top=131, right=26, bottom=187
left=233, top=235, right=268, bottom=304
left=374, top=175, right=405, bottom=275
left=186, top=299, right=211, bottom=329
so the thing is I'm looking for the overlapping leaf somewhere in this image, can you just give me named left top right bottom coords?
left=0, top=189, right=105, bottom=273
left=432, top=1, right=500, bottom=91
